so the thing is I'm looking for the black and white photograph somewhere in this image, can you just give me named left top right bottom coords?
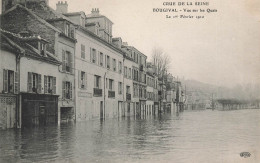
left=0, top=0, right=259, bottom=162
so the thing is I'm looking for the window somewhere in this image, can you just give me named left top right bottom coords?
left=126, top=85, right=130, bottom=94
left=128, top=68, right=131, bottom=79
left=62, top=81, right=72, bottom=99
left=28, top=72, right=41, bottom=93
left=118, top=61, right=122, bottom=74
left=118, top=82, right=122, bottom=94
left=62, top=50, right=73, bottom=73
left=81, top=44, right=85, bottom=59
left=113, top=59, right=116, bottom=71
left=39, top=42, right=46, bottom=56
left=94, top=75, right=101, bottom=88
left=124, top=66, right=127, bottom=77
left=106, top=55, right=110, bottom=69
left=32, top=73, right=38, bottom=92
left=78, top=71, right=87, bottom=89
left=133, top=83, right=139, bottom=97
left=44, top=76, right=56, bottom=94
left=3, top=69, right=18, bottom=94
left=109, top=79, right=114, bottom=91
left=99, top=52, right=104, bottom=66
left=90, top=48, right=97, bottom=63
left=65, top=24, right=70, bottom=36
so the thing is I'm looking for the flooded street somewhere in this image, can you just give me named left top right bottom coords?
left=1, top=109, right=260, bottom=163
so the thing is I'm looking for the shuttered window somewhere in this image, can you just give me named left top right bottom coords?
left=62, top=81, right=72, bottom=99
left=99, top=52, right=104, bottom=66
left=3, top=69, right=16, bottom=94
left=118, top=61, right=122, bottom=74
left=28, top=72, right=41, bottom=93
left=118, top=82, right=122, bottom=94
left=62, top=50, right=73, bottom=73
left=94, top=75, right=101, bottom=89
left=14, top=71, right=18, bottom=94
left=44, top=75, right=56, bottom=94
left=81, top=44, right=85, bottom=59
left=78, top=70, right=87, bottom=89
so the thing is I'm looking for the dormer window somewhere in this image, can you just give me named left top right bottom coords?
left=65, top=23, right=70, bottom=36
left=38, top=42, right=46, bottom=56
left=64, top=23, right=75, bottom=38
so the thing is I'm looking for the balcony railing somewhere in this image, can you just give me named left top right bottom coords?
left=93, top=88, right=102, bottom=97
left=126, top=93, right=131, bottom=101
left=108, top=90, right=115, bottom=98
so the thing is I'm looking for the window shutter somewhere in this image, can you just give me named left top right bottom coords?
left=69, top=53, right=73, bottom=73
left=3, top=69, right=8, bottom=93
left=90, top=48, right=92, bottom=62
left=14, top=71, right=19, bottom=94
left=53, top=77, right=56, bottom=94
left=118, top=82, right=120, bottom=94
left=105, top=55, right=107, bottom=68
left=44, top=75, right=47, bottom=93
left=28, top=72, right=32, bottom=92
left=70, top=26, right=75, bottom=38
left=81, top=45, right=85, bottom=59
left=37, top=74, right=41, bottom=93
left=78, top=70, right=81, bottom=88
left=62, top=50, right=65, bottom=71
left=62, top=81, right=65, bottom=99
left=69, top=82, right=72, bottom=99
left=85, top=73, right=87, bottom=89
left=94, top=76, right=96, bottom=88
left=97, top=51, right=99, bottom=65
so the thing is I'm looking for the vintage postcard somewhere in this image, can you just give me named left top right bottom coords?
left=0, top=0, right=259, bottom=162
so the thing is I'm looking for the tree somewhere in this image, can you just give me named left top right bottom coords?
left=151, top=47, right=171, bottom=79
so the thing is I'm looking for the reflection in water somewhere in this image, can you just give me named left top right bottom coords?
left=1, top=109, right=260, bottom=163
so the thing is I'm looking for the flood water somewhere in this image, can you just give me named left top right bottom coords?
left=1, top=109, right=260, bottom=163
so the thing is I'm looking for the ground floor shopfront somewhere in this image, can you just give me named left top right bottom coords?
left=21, top=93, right=59, bottom=128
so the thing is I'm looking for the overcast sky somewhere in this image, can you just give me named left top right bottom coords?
left=4, top=0, right=260, bottom=88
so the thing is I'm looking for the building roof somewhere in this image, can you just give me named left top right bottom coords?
left=122, top=45, right=147, bottom=59
left=2, top=5, right=62, bottom=33
left=85, top=22, right=100, bottom=27
left=63, top=11, right=86, bottom=17
left=76, top=25, right=125, bottom=56
left=0, top=28, right=61, bottom=65
left=23, top=2, right=76, bottom=25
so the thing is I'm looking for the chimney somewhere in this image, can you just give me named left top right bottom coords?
left=91, top=8, right=100, bottom=15
left=56, top=1, right=68, bottom=14
left=122, top=42, right=128, bottom=46
left=112, top=38, right=122, bottom=48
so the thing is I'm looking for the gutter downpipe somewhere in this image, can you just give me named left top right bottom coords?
left=104, top=72, right=107, bottom=120
left=122, top=56, right=125, bottom=117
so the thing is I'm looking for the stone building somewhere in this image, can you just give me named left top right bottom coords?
left=61, top=6, right=126, bottom=120
left=0, top=28, right=61, bottom=128
left=0, top=29, right=20, bottom=129
left=1, top=2, right=77, bottom=125
left=146, top=71, right=155, bottom=115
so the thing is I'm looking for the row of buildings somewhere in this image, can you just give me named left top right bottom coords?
left=0, top=0, right=184, bottom=129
